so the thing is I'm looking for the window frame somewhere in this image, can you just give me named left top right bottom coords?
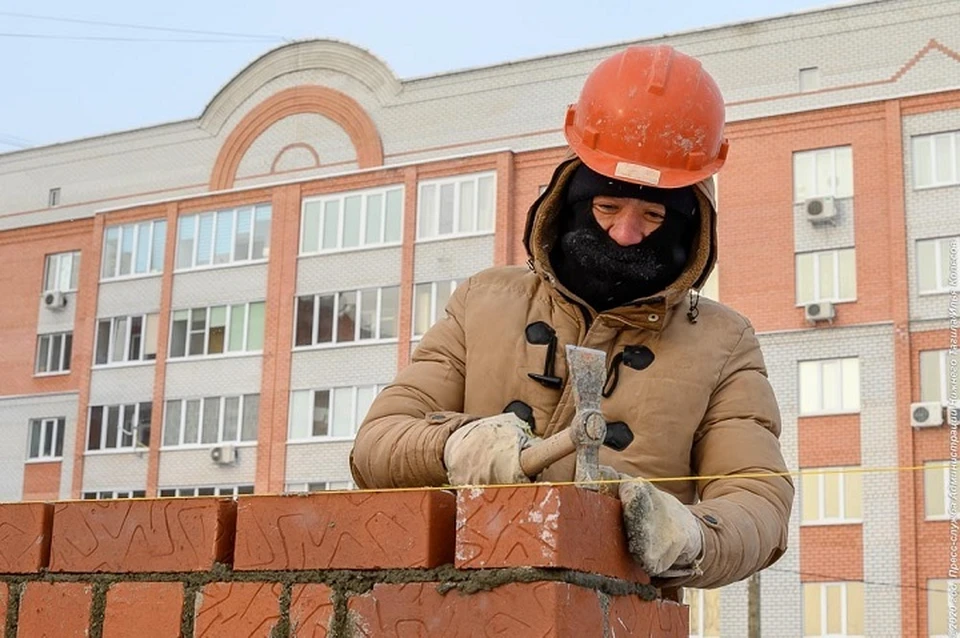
left=416, top=171, right=497, bottom=241
left=161, top=394, right=260, bottom=449
left=795, top=247, right=857, bottom=306
left=802, top=581, right=865, bottom=637
left=35, top=332, right=72, bottom=375
left=26, top=417, right=65, bottom=461
left=168, top=302, right=265, bottom=359
left=300, top=185, right=404, bottom=255
left=85, top=402, right=152, bottom=454
left=157, top=485, right=255, bottom=498
left=42, top=251, right=80, bottom=293
left=927, top=578, right=958, bottom=638
left=912, top=130, right=960, bottom=189
left=792, top=146, right=854, bottom=203
left=799, top=467, right=863, bottom=526
left=175, top=204, right=271, bottom=271
left=919, top=349, right=950, bottom=405
left=916, top=235, right=960, bottom=295
left=412, top=279, right=461, bottom=339
left=684, top=588, right=721, bottom=638
left=94, top=314, right=159, bottom=366
left=100, top=219, right=166, bottom=281
left=284, top=481, right=355, bottom=493
left=923, top=461, right=958, bottom=521
left=294, top=287, right=400, bottom=349
left=81, top=490, right=147, bottom=500
left=288, top=385, right=384, bottom=442
left=798, top=357, right=861, bottom=416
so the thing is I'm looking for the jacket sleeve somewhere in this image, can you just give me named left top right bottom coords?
left=350, top=277, right=477, bottom=489
left=669, top=322, right=794, bottom=590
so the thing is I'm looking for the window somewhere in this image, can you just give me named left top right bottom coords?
left=169, top=302, right=264, bottom=358
left=94, top=314, right=159, bottom=365
left=796, top=248, right=857, bottom=304
left=803, top=582, right=864, bottom=636
left=928, top=579, right=958, bottom=638
left=27, top=418, right=65, bottom=460
left=417, top=172, right=496, bottom=240
left=176, top=204, right=271, bottom=270
left=793, top=146, right=853, bottom=202
left=289, top=385, right=382, bottom=440
left=294, top=287, right=399, bottom=347
left=43, top=251, right=80, bottom=293
left=162, top=394, right=259, bottom=447
left=87, top=403, right=151, bottom=452
left=81, top=490, right=146, bottom=500
left=101, top=220, right=166, bottom=279
left=799, top=66, right=821, bottom=93
left=684, top=588, right=720, bottom=637
left=917, top=236, right=959, bottom=294
left=799, top=358, right=860, bottom=415
left=924, top=461, right=959, bottom=520
left=800, top=467, right=863, bottom=524
left=158, top=485, right=254, bottom=498
left=48, top=188, right=61, bottom=207
left=920, top=350, right=952, bottom=404
left=413, top=280, right=461, bottom=338
left=301, top=186, right=402, bottom=254
left=913, top=130, right=960, bottom=189
left=36, top=332, right=72, bottom=374
left=285, top=481, right=355, bottom=493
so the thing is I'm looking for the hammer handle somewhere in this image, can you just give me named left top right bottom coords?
left=519, top=428, right=576, bottom=478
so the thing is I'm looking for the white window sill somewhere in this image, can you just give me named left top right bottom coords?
left=293, top=339, right=398, bottom=352
left=798, top=410, right=861, bottom=418
left=167, top=351, right=263, bottom=363
left=160, top=442, right=258, bottom=452
left=925, top=515, right=952, bottom=522
left=918, top=288, right=960, bottom=297
left=99, top=272, right=162, bottom=285
left=92, top=360, right=156, bottom=370
left=85, top=448, right=145, bottom=457
left=799, top=519, right=863, bottom=527
left=25, top=457, right=63, bottom=464
left=794, top=298, right=858, bottom=308
left=174, top=258, right=269, bottom=275
left=33, top=370, right=71, bottom=378
left=299, top=242, right=402, bottom=258
left=415, top=230, right=495, bottom=245
left=287, top=436, right=356, bottom=445
left=41, top=289, right=78, bottom=295
left=914, top=181, right=960, bottom=191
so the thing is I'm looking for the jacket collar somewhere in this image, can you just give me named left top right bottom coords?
left=522, top=157, right=719, bottom=332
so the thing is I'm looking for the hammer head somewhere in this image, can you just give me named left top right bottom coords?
left=565, top=345, right=607, bottom=489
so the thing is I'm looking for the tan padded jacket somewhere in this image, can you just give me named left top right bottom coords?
left=350, top=157, right=794, bottom=589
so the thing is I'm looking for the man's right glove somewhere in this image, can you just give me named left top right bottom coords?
left=443, top=413, right=537, bottom=486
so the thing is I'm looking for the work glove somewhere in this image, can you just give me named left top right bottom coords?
left=619, top=475, right=704, bottom=578
left=443, top=413, right=537, bottom=486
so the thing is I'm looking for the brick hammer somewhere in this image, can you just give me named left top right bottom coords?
left=519, top=344, right=607, bottom=490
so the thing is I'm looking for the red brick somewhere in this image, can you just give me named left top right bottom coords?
left=102, top=582, right=184, bottom=638
left=194, top=582, right=281, bottom=637
left=456, top=485, right=649, bottom=583
left=799, top=525, right=864, bottom=582
left=0, top=503, right=52, bottom=573
left=289, top=584, right=334, bottom=638
left=17, top=582, right=91, bottom=638
left=608, top=596, right=689, bottom=638
left=233, top=491, right=455, bottom=570
left=50, top=498, right=236, bottom=573
left=348, top=581, right=603, bottom=637
left=0, top=583, right=7, bottom=630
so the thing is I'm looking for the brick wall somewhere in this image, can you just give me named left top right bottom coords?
left=0, top=486, right=686, bottom=637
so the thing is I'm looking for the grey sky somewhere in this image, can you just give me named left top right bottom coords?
left=1, top=0, right=847, bottom=151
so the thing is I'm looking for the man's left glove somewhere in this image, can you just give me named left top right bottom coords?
left=619, top=475, right=704, bottom=578
left=443, top=413, right=537, bottom=486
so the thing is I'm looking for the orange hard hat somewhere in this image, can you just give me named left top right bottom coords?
left=564, top=45, right=729, bottom=189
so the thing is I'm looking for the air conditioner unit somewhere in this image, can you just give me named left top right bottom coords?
left=804, top=197, right=837, bottom=225
left=42, top=291, right=67, bottom=311
left=911, top=402, right=944, bottom=428
left=210, top=444, right=237, bottom=466
left=804, top=301, right=836, bottom=323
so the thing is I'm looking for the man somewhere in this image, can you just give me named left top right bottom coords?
left=350, top=45, right=793, bottom=590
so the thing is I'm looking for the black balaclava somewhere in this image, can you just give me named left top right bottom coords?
left=549, top=163, right=700, bottom=312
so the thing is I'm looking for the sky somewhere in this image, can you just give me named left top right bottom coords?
left=0, top=0, right=851, bottom=152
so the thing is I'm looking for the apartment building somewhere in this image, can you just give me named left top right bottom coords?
left=0, top=0, right=958, bottom=635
